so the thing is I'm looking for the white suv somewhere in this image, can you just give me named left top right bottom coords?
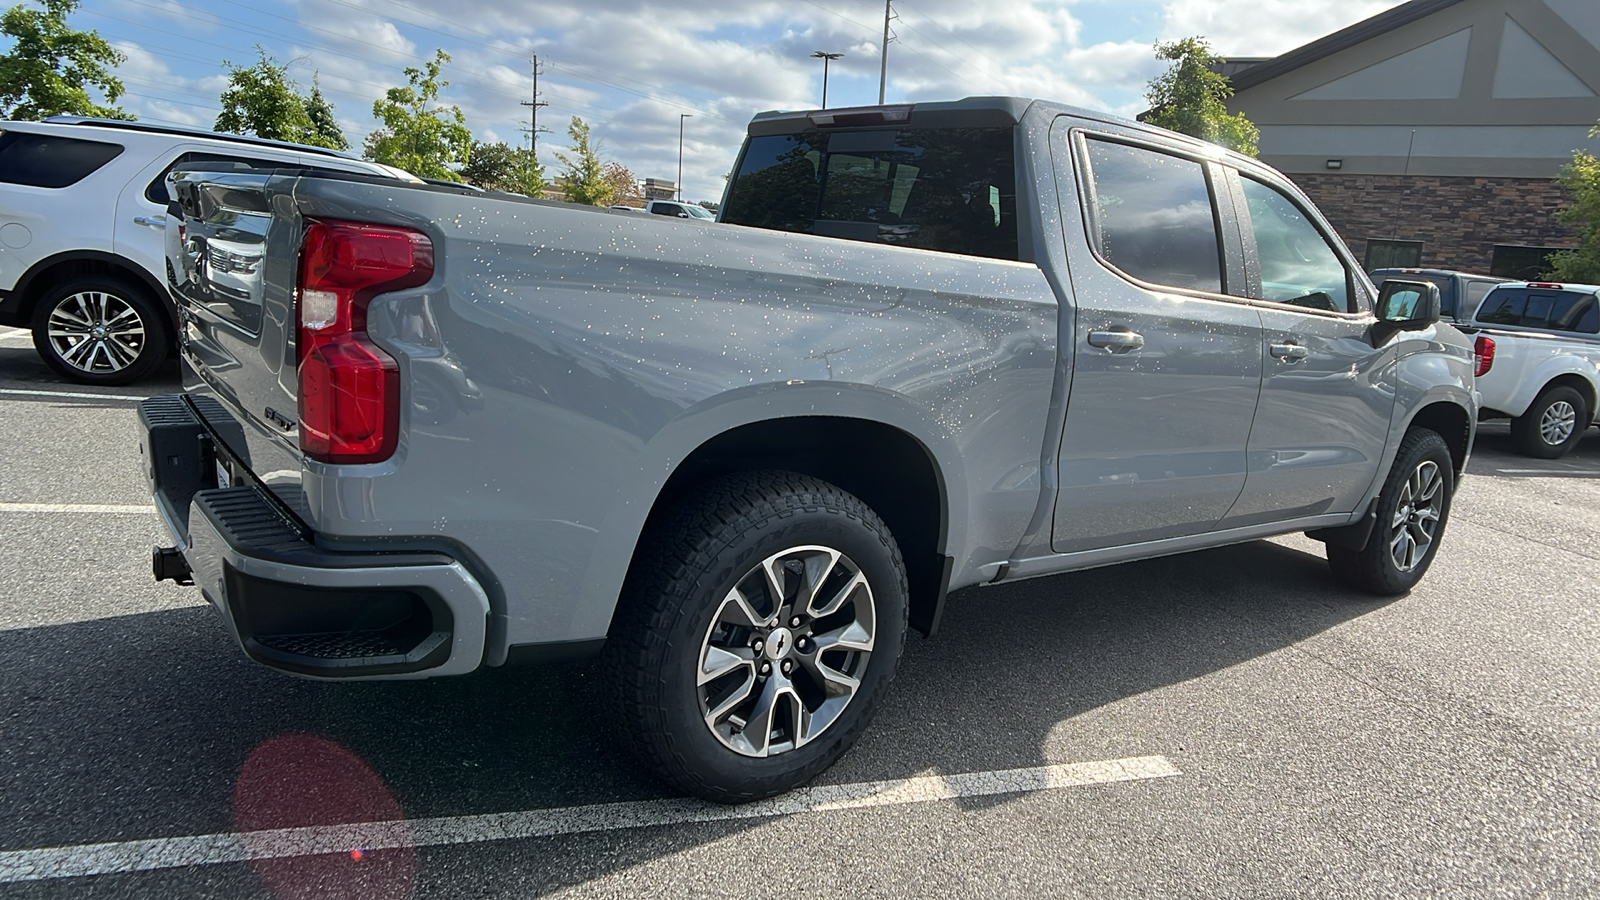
left=0, top=117, right=417, bottom=384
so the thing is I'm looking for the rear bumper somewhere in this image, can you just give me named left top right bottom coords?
left=140, top=394, right=489, bottom=680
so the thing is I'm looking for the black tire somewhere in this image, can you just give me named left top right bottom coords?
left=606, top=470, right=908, bottom=803
left=30, top=276, right=169, bottom=385
left=1327, top=428, right=1454, bottom=596
left=1511, top=385, right=1589, bottom=459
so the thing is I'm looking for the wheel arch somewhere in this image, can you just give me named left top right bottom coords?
left=608, top=412, right=957, bottom=642
left=1406, top=399, right=1473, bottom=477
left=1529, top=373, right=1597, bottom=424
left=10, top=251, right=175, bottom=347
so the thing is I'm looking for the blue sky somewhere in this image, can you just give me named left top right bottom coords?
left=50, top=0, right=1407, bottom=201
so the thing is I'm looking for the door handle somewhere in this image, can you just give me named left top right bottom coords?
left=1270, top=342, right=1309, bottom=362
left=1087, top=329, right=1145, bottom=353
left=133, top=215, right=167, bottom=228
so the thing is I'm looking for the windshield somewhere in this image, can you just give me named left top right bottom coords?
left=720, top=126, right=1019, bottom=260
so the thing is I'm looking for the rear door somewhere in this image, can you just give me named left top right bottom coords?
left=1217, top=169, right=1395, bottom=527
left=1048, top=127, right=1263, bottom=553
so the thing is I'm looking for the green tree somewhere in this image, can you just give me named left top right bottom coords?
left=365, top=49, right=471, bottom=181
left=1547, top=123, right=1600, bottom=283
left=460, top=139, right=545, bottom=195
left=215, top=49, right=312, bottom=143
left=0, top=0, right=129, bottom=120
left=303, top=75, right=347, bottom=151
left=1145, top=37, right=1258, bottom=156
left=554, top=116, right=612, bottom=205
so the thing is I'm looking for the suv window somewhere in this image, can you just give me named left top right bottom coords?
left=0, top=131, right=124, bottom=188
left=145, top=152, right=306, bottom=204
left=720, top=127, right=1018, bottom=261
left=1239, top=176, right=1352, bottom=312
left=1477, top=288, right=1600, bottom=333
left=1082, top=138, right=1222, bottom=293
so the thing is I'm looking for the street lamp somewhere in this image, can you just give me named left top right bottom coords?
left=678, top=113, right=691, bottom=201
left=811, top=51, right=843, bottom=109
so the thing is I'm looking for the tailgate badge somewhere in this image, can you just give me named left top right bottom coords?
left=264, top=407, right=298, bottom=432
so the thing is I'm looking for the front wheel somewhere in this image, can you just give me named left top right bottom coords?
left=31, top=277, right=169, bottom=385
left=607, top=471, right=908, bottom=802
left=1327, top=428, right=1454, bottom=595
left=1511, top=385, right=1589, bottom=459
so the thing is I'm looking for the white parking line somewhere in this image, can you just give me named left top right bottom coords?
left=0, top=329, right=31, bottom=341
left=0, top=756, right=1180, bottom=883
left=0, top=388, right=149, bottom=402
left=1495, top=468, right=1600, bottom=476
left=0, top=502, right=155, bottom=515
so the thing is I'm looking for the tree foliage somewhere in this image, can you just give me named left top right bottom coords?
left=365, top=49, right=471, bottom=181
left=554, top=116, right=612, bottom=205
left=1547, top=124, right=1600, bottom=283
left=461, top=139, right=545, bottom=195
left=0, top=0, right=129, bottom=121
left=1145, top=37, right=1258, bottom=156
left=601, top=161, right=640, bottom=206
left=214, top=50, right=346, bottom=150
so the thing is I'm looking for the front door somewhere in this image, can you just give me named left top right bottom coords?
left=1050, top=130, right=1264, bottom=553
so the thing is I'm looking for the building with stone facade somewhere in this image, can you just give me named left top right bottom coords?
left=1225, top=0, right=1600, bottom=278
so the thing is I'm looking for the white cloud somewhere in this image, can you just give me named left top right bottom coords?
left=1161, top=0, right=1408, bottom=57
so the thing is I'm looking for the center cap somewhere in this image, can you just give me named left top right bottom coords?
left=765, top=627, right=794, bottom=661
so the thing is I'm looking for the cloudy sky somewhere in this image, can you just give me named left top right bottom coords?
left=60, top=0, right=1407, bottom=201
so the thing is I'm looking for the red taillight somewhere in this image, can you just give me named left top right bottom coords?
left=297, top=220, right=433, bottom=464
left=1473, top=335, right=1495, bottom=377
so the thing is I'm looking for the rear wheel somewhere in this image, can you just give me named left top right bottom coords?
left=1327, top=428, right=1454, bottom=595
left=1511, top=385, right=1588, bottom=459
left=31, top=277, right=168, bottom=385
left=607, top=471, right=907, bottom=802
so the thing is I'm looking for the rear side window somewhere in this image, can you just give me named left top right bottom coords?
left=1082, top=138, right=1222, bottom=294
left=0, top=131, right=123, bottom=188
left=145, top=152, right=307, bottom=203
left=1476, top=288, right=1599, bottom=333
left=720, top=127, right=1018, bottom=261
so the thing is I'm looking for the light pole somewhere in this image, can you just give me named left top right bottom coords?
left=811, top=51, right=843, bottom=109
left=678, top=113, right=691, bottom=201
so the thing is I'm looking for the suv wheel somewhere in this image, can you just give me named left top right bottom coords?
left=31, top=277, right=168, bottom=385
left=1511, top=385, right=1588, bottom=459
left=607, top=471, right=908, bottom=802
left=1326, top=428, right=1454, bottom=596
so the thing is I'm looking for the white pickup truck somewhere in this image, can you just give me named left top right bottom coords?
left=1465, top=281, right=1600, bottom=458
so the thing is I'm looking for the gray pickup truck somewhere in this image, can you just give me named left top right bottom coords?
left=141, top=97, right=1475, bottom=801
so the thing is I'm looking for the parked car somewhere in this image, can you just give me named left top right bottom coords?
left=1462, top=281, right=1599, bottom=457
left=0, top=117, right=418, bottom=385
left=641, top=199, right=715, bottom=219
left=142, top=97, right=1475, bottom=803
left=1370, top=267, right=1510, bottom=323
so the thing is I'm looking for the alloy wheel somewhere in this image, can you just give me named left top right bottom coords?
left=696, top=544, right=876, bottom=758
left=1388, top=460, right=1443, bottom=572
left=1539, top=400, right=1577, bottom=446
left=46, top=291, right=147, bottom=375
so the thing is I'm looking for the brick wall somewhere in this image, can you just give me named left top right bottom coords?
left=1289, top=173, right=1578, bottom=273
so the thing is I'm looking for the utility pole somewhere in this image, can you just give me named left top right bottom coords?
left=678, top=113, right=692, bottom=201
left=520, top=56, right=549, bottom=159
left=879, top=0, right=895, bottom=104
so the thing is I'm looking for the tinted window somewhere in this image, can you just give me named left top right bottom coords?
left=1479, top=288, right=1598, bottom=333
left=721, top=127, right=1018, bottom=261
left=1240, top=177, right=1351, bottom=312
left=1083, top=139, right=1221, bottom=293
left=145, top=152, right=304, bottom=203
left=1463, top=280, right=1498, bottom=318
left=0, top=131, right=123, bottom=188
left=649, top=203, right=683, bottom=216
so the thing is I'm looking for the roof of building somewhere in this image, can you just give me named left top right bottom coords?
left=1230, top=0, right=1467, bottom=92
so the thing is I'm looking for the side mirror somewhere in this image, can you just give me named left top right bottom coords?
left=1376, top=279, right=1441, bottom=329
left=677, top=212, right=690, bottom=218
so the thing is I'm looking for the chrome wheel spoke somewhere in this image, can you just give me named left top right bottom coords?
left=47, top=292, right=140, bottom=373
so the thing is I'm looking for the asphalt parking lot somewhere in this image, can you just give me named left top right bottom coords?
left=1, top=327, right=1597, bottom=898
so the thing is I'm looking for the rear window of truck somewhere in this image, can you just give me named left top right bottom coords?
left=1476, top=288, right=1600, bottom=334
left=0, top=130, right=124, bottom=187
left=720, top=127, right=1019, bottom=261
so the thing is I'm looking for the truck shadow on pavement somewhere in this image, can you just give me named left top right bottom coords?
left=0, top=537, right=1389, bottom=895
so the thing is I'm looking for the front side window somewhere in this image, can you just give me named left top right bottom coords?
left=1083, top=138, right=1222, bottom=294
left=1240, top=177, right=1352, bottom=312
left=720, top=126, right=1018, bottom=260
left=0, top=130, right=124, bottom=188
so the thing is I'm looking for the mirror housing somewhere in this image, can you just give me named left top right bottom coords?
left=1375, top=279, right=1441, bottom=329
